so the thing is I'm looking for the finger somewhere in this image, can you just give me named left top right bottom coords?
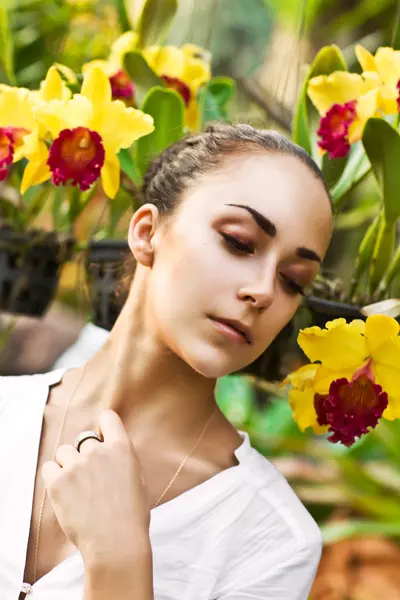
left=98, top=409, right=130, bottom=446
left=55, top=444, right=79, bottom=467
left=42, top=460, right=61, bottom=488
left=78, top=437, right=103, bottom=455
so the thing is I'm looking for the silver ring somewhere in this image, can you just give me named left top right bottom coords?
left=74, top=430, right=103, bottom=453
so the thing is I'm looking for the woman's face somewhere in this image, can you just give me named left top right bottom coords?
left=135, top=152, right=333, bottom=378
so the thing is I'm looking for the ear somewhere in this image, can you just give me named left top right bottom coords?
left=127, top=204, right=160, bottom=267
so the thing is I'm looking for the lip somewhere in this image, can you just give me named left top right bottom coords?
left=209, top=316, right=253, bottom=344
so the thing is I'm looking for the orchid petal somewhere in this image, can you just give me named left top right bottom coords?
left=366, top=314, right=400, bottom=357
left=372, top=337, right=400, bottom=403
left=82, top=66, right=112, bottom=106
left=374, top=47, right=400, bottom=88
left=298, top=318, right=367, bottom=370
left=20, top=143, right=51, bottom=194
left=355, top=45, right=377, bottom=72
left=144, top=45, right=185, bottom=79
left=101, top=151, right=120, bottom=199
left=307, top=71, right=380, bottom=116
left=93, top=101, right=154, bottom=154
left=39, top=65, right=71, bottom=102
left=34, top=95, right=93, bottom=138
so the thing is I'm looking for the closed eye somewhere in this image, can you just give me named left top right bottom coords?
left=280, top=274, right=305, bottom=296
left=220, top=232, right=255, bottom=255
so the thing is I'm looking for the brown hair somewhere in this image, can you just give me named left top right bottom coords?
left=117, top=122, right=331, bottom=381
left=141, top=122, right=331, bottom=213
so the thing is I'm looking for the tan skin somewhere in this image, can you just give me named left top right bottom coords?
left=22, top=152, right=332, bottom=598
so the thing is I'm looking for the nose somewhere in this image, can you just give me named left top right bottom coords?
left=237, top=265, right=275, bottom=311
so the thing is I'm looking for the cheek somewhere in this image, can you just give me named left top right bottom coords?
left=148, top=232, right=220, bottom=336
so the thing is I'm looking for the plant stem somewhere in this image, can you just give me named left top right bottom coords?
left=68, top=185, right=82, bottom=233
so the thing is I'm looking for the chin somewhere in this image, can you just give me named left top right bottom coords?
left=182, top=345, right=249, bottom=379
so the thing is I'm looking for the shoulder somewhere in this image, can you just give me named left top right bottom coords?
left=219, top=445, right=323, bottom=584
left=239, top=447, right=323, bottom=547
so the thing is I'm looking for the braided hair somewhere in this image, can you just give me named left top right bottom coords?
left=140, top=123, right=331, bottom=214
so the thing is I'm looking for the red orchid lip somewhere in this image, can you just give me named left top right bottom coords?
left=209, top=316, right=253, bottom=344
left=47, top=126, right=105, bottom=191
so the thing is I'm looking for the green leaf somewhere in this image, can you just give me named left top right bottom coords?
left=369, top=217, right=396, bottom=295
left=123, top=50, right=164, bottom=106
left=198, top=86, right=221, bottom=127
left=215, top=375, right=253, bottom=426
left=114, top=0, right=132, bottom=32
left=24, top=187, right=48, bottom=223
left=136, top=0, right=178, bottom=49
left=391, top=9, right=400, bottom=50
left=198, top=77, right=236, bottom=128
left=337, top=455, right=382, bottom=496
left=51, top=186, right=62, bottom=230
left=382, top=244, right=400, bottom=289
left=107, top=187, right=132, bottom=236
left=331, top=142, right=371, bottom=208
left=250, top=397, right=301, bottom=438
left=348, top=211, right=381, bottom=299
left=321, top=520, right=400, bottom=545
left=207, top=77, right=236, bottom=109
left=135, top=86, right=185, bottom=178
left=0, top=7, right=16, bottom=84
left=373, top=419, right=400, bottom=468
left=322, top=153, right=348, bottom=190
left=362, top=118, right=400, bottom=224
left=355, top=211, right=382, bottom=274
left=68, top=186, right=82, bottom=227
left=292, top=44, right=347, bottom=155
left=334, top=204, right=379, bottom=230
left=118, top=147, right=142, bottom=186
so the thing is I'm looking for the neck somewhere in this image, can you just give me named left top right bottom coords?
left=70, top=268, right=219, bottom=448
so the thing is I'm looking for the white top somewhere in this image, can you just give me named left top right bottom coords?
left=0, top=368, right=323, bottom=600
left=52, top=323, right=110, bottom=370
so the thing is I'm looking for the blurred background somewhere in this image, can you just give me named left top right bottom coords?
left=2, top=1, right=400, bottom=597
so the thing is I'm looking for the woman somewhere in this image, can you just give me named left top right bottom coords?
left=1, top=123, right=333, bottom=600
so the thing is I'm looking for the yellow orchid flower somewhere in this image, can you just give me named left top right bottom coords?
left=142, top=43, right=211, bottom=130
left=283, top=315, right=400, bottom=447
left=283, top=364, right=329, bottom=435
left=307, top=70, right=381, bottom=158
left=25, top=66, right=154, bottom=198
left=83, top=32, right=138, bottom=102
left=307, top=45, right=400, bottom=159
left=0, top=66, right=70, bottom=184
left=355, top=45, right=400, bottom=113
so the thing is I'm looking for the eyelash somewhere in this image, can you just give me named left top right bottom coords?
left=220, top=233, right=305, bottom=297
left=221, top=232, right=255, bottom=255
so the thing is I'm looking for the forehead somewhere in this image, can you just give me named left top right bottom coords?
left=177, top=152, right=332, bottom=255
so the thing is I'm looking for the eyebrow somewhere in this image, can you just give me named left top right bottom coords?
left=224, top=203, right=322, bottom=264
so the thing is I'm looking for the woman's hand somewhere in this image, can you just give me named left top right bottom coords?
left=42, top=409, right=151, bottom=566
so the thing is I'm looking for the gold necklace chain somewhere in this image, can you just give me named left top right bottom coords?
left=32, top=363, right=217, bottom=585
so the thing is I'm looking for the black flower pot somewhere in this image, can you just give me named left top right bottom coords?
left=305, top=295, right=369, bottom=328
left=85, top=239, right=131, bottom=331
left=306, top=295, right=400, bottom=328
left=0, top=225, right=75, bottom=317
